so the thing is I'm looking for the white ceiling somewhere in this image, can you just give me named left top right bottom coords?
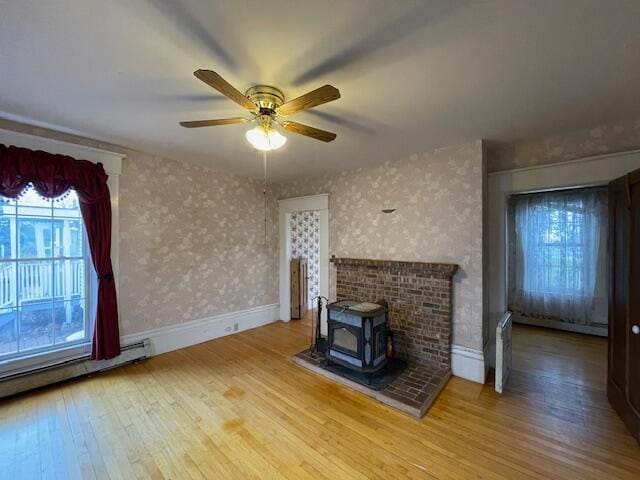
left=1, top=0, right=639, bottom=181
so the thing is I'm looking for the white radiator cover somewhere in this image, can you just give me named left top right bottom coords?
left=495, top=312, right=513, bottom=394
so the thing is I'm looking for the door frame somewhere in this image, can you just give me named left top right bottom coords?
left=278, top=194, right=329, bottom=332
left=486, top=150, right=640, bottom=372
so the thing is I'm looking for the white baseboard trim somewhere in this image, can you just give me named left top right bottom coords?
left=120, top=308, right=485, bottom=384
left=512, top=314, right=607, bottom=337
left=451, top=345, right=485, bottom=384
left=120, top=303, right=280, bottom=356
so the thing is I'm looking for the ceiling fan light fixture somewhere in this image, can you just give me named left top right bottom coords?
left=181, top=71, right=339, bottom=146
left=245, top=125, right=287, bottom=151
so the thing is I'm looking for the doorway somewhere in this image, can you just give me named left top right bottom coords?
left=503, top=186, right=610, bottom=412
left=290, top=209, right=321, bottom=320
left=278, top=194, right=329, bottom=333
left=487, top=151, right=640, bottom=442
left=487, top=151, right=640, bottom=365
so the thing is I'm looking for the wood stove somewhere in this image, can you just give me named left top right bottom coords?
left=326, top=300, right=389, bottom=373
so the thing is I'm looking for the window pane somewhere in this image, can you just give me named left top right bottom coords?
left=19, top=303, right=53, bottom=351
left=18, top=217, right=52, bottom=258
left=18, top=260, right=53, bottom=305
left=0, top=198, right=16, bottom=259
left=54, top=300, right=86, bottom=345
left=53, top=191, right=81, bottom=218
left=54, top=259, right=85, bottom=299
left=0, top=263, right=16, bottom=309
left=17, top=187, right=52, bottom=216
left=52, top=219, right=84, bottom=257
left=0, top=308, right=17, bottom=356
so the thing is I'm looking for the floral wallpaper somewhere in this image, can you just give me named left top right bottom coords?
left=118, top=152, right=279, bottom=336
left=487, top=117, right=640, bottom=172
left=290, top=210, right=320, bottom=307
left=273, top=140, right=485, bottom=351
left=7, top=114, right=640, bottom=351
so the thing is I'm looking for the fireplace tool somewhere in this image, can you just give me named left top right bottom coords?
left=311, top=296, right=328, bottom=354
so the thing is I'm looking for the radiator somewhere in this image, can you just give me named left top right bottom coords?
left=495, top=312, right=513, bottom=394
left=0, top=339, right=150, bottom=399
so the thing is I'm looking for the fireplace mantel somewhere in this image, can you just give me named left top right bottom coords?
left=330, top=256, right=458, bottom=278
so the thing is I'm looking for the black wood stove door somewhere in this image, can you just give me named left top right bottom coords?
left=328, top=323, right=362, bottom=358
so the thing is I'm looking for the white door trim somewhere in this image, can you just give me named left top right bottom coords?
left=278, top=194, right=329, bottom=331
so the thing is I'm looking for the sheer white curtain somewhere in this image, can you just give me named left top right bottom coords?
left=511, top=188, right=608, bottom=325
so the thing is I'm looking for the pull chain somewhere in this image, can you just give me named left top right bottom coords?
left=263, top=150, right=268, bottom=245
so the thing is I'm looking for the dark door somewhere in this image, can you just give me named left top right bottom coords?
left=609, top=170, right=640, bottom=441
left=290, top=258, right=301, bottom=319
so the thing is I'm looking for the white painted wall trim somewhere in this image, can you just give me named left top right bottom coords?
left=0, top=127, right=123, bottom=174
left=278, top=194, right=329, bottom=332
left=512, top=313, right=607, bottom=337
left=278, top=193, right=329, bottom=213
left=451, top=345, right=485, bottom=383
left=488, top=148, right=640, bottom=177
left=120, top=303, right=280, bottom=356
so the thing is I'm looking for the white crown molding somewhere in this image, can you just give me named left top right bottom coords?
left=0, top=126, right=123, bottom=175
left=488, top=148, right=640, bottom=177
left=120, top=303, right=280, bottom=357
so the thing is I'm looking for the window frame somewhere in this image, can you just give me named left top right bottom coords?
left=0, top=127, right=121, bottom=377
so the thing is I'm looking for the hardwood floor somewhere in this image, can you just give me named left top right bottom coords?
left=0, top=320, right=638, bottom=480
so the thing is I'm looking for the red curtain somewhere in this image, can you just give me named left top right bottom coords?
left=0, top=144, right=120, bottom=360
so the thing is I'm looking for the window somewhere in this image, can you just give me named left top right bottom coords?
left=508, top=187, right=608, bottom=325
left=0, top=184, right=92, bottom=362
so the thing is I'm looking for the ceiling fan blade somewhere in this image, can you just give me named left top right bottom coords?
left=180, top=117, right=249, bottom=128
left=281, top=121, right=337, bottom=142
left=277, top=85, right=340, bottom=116
left=193, top=70, right=257, bottom=112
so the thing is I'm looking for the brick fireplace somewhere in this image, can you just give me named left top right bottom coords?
left=332, top=257, right=458, bottom=371
left=293, top=257, right=459, bottom=417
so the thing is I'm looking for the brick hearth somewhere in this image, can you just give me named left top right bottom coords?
left=292, top=348, right=451, bottom=418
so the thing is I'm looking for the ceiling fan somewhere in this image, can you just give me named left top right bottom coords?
left=180, top=70, right=341, bottom=151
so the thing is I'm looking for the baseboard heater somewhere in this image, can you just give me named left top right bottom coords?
left=0, top=339, right=151, bottom=400
left=495, top=312, right=512, bottom=394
